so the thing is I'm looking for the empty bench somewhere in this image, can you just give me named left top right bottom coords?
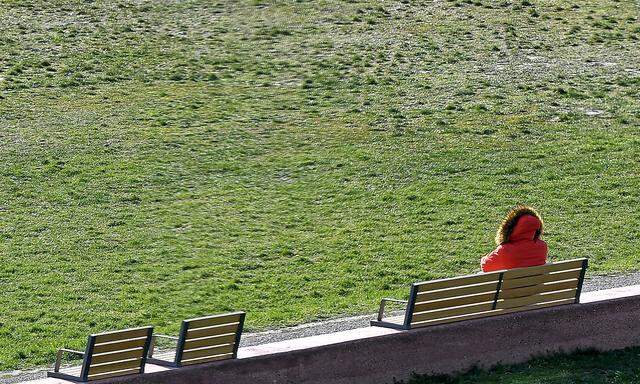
left=48, top=326, right=153, bottom=382
left=148, top=311, right=245, bottom=367
left=372, top=258, right=588, bottom=330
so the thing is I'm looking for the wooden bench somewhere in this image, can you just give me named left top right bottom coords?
left=147, top=311, right=245, bottom=367
left=47, top=326, right=154, bottom=382
left=371, top=258, right=588, bottom=330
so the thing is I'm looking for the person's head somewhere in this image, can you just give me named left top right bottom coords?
left=495, top=205, right=544, bottom=245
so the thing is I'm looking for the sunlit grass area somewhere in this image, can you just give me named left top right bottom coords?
left=0, top=0, right=639, bottom=369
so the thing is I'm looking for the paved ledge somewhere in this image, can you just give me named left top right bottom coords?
left=580, top=284, right=640, bottom=303
left=20, top=285, right=640, bottom=384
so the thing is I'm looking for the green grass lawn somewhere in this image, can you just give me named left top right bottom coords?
left=0, top=0, right=639, bottom=370
left=398, top=347, right=640, bottom=384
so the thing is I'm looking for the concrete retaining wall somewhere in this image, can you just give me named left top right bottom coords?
left=26, top=285, right=640, bottom=384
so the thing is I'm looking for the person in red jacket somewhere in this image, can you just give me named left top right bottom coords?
left=481, top=205, right=548, bottom=272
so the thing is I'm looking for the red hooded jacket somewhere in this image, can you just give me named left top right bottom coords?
left=481, top=214, right=548, bottom=272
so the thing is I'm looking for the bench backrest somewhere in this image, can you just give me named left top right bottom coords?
left=175, top=311, right=245, bottom=366
left=405, top=258, right=588, bottom=329
left=497, top=259, right=586, bottom=309
left=81, top=327, right=153, bottom=381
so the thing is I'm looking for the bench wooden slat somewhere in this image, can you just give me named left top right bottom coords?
left=88, top=358, right=142, bottom=376
left=92, top=338, right=147, bottom=354
left=183, top=334, right=237, bottom=350
left=412, top=302, right=495, bottom=323
left=411, top=297, right=575, bottom=328
left=412, top=309, right=500, bottom=328
left=416, top=272, right=502, bottom=292
left=496, top=289, right=577, bottom=309
left=58, top=366, right=82, bottom=376
left=91, top=349, right=144, bottom=365
left=502, top=259, right=585, bottom=279
left=186, top=323, right=239, bottom=340
left=187, top=313, right=243, bottom=330
left=494, top=298, right=575, bottom=315
left=526, top=297, right=575, bottom=309
left=94, top=328, right=150, bottom=344
left=501, top=269, right=582, bottom=290
left=180, top=353, right=234, bottom=366
left=181, top=344, right=235, bottom=361
left=499, top=279, right=579, bottom=299
left=414, top=292, right=496, bottom=313
left=416, top=281, right=500, bottom=301
left=87, top=368, right=140, bottom=381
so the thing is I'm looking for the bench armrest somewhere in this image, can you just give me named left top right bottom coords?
left=54, top=348, right=84, bottom=372
left=377, top=298, right=409, bottom=321
left=149, top=334, right=179, bottom=357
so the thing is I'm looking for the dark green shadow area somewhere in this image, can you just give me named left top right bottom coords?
left=396, top=347, right=640, bottom=384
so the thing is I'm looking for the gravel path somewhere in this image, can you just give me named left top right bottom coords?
left=3, top=272, right=639, bottom=384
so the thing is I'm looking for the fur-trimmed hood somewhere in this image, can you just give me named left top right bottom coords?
left=495, top=206, right=544, bottom=245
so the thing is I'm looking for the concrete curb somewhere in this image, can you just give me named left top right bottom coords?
left=20, top=285, right=640, bottom=384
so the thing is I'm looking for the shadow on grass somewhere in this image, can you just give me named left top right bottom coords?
left=392, top=347, right=640, bottom=384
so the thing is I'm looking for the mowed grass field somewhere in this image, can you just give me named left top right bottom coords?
left=0, top=0, right=639, bottom=370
